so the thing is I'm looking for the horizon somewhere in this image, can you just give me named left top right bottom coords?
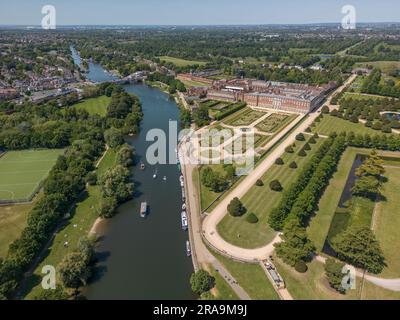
left=1, top=0, right=399, bottom=25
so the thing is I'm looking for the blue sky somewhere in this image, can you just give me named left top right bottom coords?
left=0, top=0, right=399, bottom=25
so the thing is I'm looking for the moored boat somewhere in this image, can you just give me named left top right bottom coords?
left=186, top=240, right=191, bottom=257
left=181, top=211, right=188, bottom=230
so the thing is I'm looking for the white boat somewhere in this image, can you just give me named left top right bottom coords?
left=163, top=176, right=167, bottom=181
left=186, top=240, right=191, bottom=257
left=182, top=203, right=186, bottom=210
left=179, top=175, right=184, bottom=183
left=140, top=202, right=147, bottom=218
left=180, top=181, right=184, bottom=187
left=181, top=211, right=188, bottom=230
left=153, top=168, right=157, bottom=179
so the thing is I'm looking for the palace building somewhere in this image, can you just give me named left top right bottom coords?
left=191, top=78, right=335, bottom=114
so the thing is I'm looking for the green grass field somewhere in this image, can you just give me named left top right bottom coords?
left=73, top=95, right=111, bottom=117
left=213, top=251, right=279, bottom=300
left=313, top=115, right=387, bottom=136
left=24, top=147, right=116, bottom=299
left=204, top=264, right=239, bottom=300
left=0, top=199, right=39, bottom=258
left=273, top=256, right=360, bottom=300
left=374, top=166, right=400, bottom=278
left=355, top=61, right=400, bottom=74
left=342, top=92, right=388, bottom=101
left=217, top=138, right=324, bottom=249
left=0, top=149, right=64, bottom=201
left=159, top=56, right=207, bottom=67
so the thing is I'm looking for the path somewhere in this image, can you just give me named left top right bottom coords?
left=179, top=142, right=251, bottom=300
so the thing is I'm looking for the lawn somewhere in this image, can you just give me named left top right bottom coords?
left=0, top=199, right=39, bottom=258
left=361, top=280, right=400, bottom=300
left=308, top=148, right=358, bottom=251
left=224, top=108, right=266, bottom=127
left=273, top=256, right=361, bottom=300
left=0, top=149, right=64, bottom=201
left=24, top=147, right=116, bottom=299
left=180, top=79, right=211, bottom=88
left=217, top=138, right=324, bottom=249
left=159, top=56, right=207, bottom=67
left=213, top=252, right=279, bottom=300
left=342, top=92, right=387, bottom=101
left=373, top=166, right=400, bottom=278
left=204, top=264, right=239, bottom=300
left=72, top=95, right=111, bottom=117
left=355, top=61, right=400, bottom=74
left=313, top=115, right=387, bottom=136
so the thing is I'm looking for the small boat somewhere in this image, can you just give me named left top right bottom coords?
left=182, top=203, right=186, bottom=210
left=179, top=175, right=184, bottom=183
left=140, top=202, right=147, bottom=218
left=140, top=163, right=145, bottom=170
left=181, top=211, right=188, bottom=230
left=186, top=240, right=191, bottom=257
left=163, top=176, right=167, bottom=181
left=153, top=168, right=157, bottom=179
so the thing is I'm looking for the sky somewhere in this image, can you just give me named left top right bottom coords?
left=0, top=0, right=399, bottom=26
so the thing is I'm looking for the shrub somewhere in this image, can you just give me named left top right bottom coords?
left=303, top=143, right=311, bottom=151
left=350, top=115, right=359, bottom=123
left=255, top=179, right=264, bottom=187
left=227, top=197, right=246, bottom=217
left=275, top=157, right=284, bottom=165
left=289, top=161, right=298, bottom=169
left=305, top=127, right=312, bottom=133
left=246, top=213, right=259, bottom=224
left=296, top=133, right=305, bottom=141
left=294, top=260, right=308, bottom=273
left=298, top=149, right=307, bottom=157
left=285, top=146, right=294, bottom=153
left=330, top=109, right=339, bottom=117
left=365, top=120, right=372, bottom=128
left=382, top=125, right=392, bottom=133
left=308, top=137, right=316, bottom=144
left=313, top=133, right=319, bottom=139
left=325, top=258, right=346, bottom=293
left=372, top=121, right=383, bottom=131
left=269, top=179, right=283, bottom=192
left=321, top=105, right=330, bottom=114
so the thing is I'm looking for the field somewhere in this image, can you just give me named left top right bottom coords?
left=342, top=92, right=388, bottom=101
left=273, top=256, right=360, bottom=300
left=374, top=166, right=400, bottom=278
left=159, top=56, right=207, bottom=67
left=312, top=115, right=387, bottom=136
left=0, top=149, right=64, bottom=201
left=24, top=148, right=117, bottom=299
left=355, top=61, right=400, bottom=74
left=217, top=138, right=324, bottom=249
left=256, top=113, right=296, bottom=133
left=73, top=95, right=111, bottom=117
left=213, top=251, right=279, bottom=300
left=204, top=264, right=239, bottom=300
left=0, top=200, right=38, bottom=258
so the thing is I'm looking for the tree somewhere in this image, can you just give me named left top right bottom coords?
left=308, top=137, right=316, bottom=144
left=58, top=252, right=92, bottom=291
left=275, top=157, right=284, bottom=165
left=274, top=219, right=315, bottom=267
left=104, top=127, right=124, bottom=148
left=298, top=149, right=307, bottom=157
left=85, top=171, right=97, bottom=186
left=325, top=258, right=346, bottom=294
left=285, top=146, right=294, bottom=153
left=190, top=270, right=215, bottom=295
left=246, top=213, right=259, bottom=224
left=192, top=105, right=211, bottom=127
left=116, top=144, right=134, bottom=167
left=351, top=175, right=380, bottom=198
left=269, top=179, right=283, bottom=192
left=99, top=165, right=134, bottom=203
left=303, top=143, right=311, bottom=151
left=296, top=133, right=305, bottom=141
left=331, top=227, right=385, bottom=274
left=99, top=196, right=118, bottom=218
left=356, top=150, right=385, bottom=178
left=289, top=161, right=298, bottom=169
left=201, top=167, right=227, bottom=192
left=255, top=179, right=264, bottom=187
left=321, top=105, right=330, bottom=114
left=227, top=197, right=246, bottom=217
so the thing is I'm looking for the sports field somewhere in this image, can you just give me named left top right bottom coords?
left=72, top=95, right=111, bottom=117
left=0, top=149, right=64, bottom=201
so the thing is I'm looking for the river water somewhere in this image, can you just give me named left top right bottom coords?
left=71, top=47, right=194, bottom=299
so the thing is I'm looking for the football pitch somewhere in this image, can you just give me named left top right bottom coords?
left=0, top=149, right=64, bottom=202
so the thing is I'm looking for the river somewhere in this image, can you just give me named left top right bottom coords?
left=71, top=47, right=194, bottom=299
